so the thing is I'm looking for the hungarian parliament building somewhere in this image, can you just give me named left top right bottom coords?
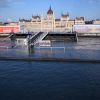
left=19, top=7, right=86, bottom=32
left=18, top=7, right=100, bottom=33
left=4, top=7, right=100, bottom=33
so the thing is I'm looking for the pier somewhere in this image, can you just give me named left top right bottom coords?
left=29, top=32, right=48, bottom=46
left=44, top=32, right=78, bottom=41
left=27, top=31, right=78, bottom=46
left=77, top=33, right=100, bottom=37
left=0, top=32, right=78, bottom=49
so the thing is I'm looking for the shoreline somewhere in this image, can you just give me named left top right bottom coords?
left=0, top=56, right=100, bottom=63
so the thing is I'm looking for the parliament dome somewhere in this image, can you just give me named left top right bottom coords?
left=47, top=7, right=53, bottom=14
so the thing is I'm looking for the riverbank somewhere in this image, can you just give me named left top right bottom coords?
left=0, top=56, right=100, bottom=63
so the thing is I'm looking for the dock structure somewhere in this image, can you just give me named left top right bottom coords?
left=29, top=31, right=78, bottom=46
left=77, top=33, right=100, bottom=37
left=44, top=32, right=78, bottom=42
left=0, top=34, right=14, bottom=49
left=0, top=32, right=78, bottom=48
left=29, top=32, right=48, bottom=46
left=0, top=33, right=13, bottom=39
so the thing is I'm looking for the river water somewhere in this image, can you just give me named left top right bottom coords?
left=0, top=37, right=100, bottom=60
left=0, top=37, right=100, bottom=100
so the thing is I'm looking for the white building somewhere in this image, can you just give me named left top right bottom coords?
left=19, top=7, right=85, bottom=32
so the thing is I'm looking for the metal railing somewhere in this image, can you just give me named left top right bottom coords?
left=35, top=46, right=66, bottom=53
left=29, top=32, right=48, bottom=46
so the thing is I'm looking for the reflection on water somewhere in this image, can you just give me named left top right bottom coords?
left=0, top=37, right=100, bottom=60
left=0, top=37, right=100, bottom=100
left=0, top=61, right=100, bottom=100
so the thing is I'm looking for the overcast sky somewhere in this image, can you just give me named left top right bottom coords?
left=0, top=0, right=100, bottom=22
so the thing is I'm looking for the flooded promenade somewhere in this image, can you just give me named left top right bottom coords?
left=0, top=37, right=100, bottom=61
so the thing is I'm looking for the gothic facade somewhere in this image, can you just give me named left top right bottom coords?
left=19, top=7, right=85, bottom=32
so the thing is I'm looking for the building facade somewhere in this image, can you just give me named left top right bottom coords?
left=19, top=7, right=85, bottom=32
left=93, top=19, right=100, bottom=25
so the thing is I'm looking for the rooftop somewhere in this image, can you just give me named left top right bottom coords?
left=32, top=15, right=40, bottom=19
left=47, top=6, right=53, bottom=14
